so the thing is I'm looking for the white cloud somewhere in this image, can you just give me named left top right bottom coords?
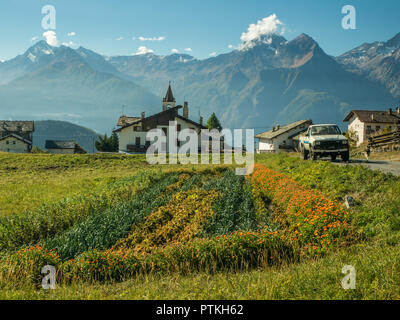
left=30, top=36, right=39, bottom=42
left=116, top=37, right=124, bottom=41
left=138, top=36, right=166, bottom=41
left=42, top=31, right=58, bottom=46
left=240, top=14, right=284, bottom=45
left=62, top=41, right=78, bottom=48
left=171, top=49, right=179, bottom=53
left=209, top=52, right=217, bottom=57
left=184, top=48, right=192, bottom=52
left=135, top=46, right=154, bottom=55
left=67, top=32, right=76, bottom=37
left=37, top=113, right=82, bottom=119
left=0, top=59, right=4, bottom=63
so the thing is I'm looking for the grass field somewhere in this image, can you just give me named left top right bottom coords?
left=1, top=152, right=400, bottom=299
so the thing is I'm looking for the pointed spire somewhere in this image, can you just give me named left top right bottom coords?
left=163, top=82, right=176, bottom=103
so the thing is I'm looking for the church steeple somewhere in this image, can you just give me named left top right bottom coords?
left=162, top=82, right=176, bottom=111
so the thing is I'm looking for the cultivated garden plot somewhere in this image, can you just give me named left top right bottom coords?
left=1, top=153, right=400, bottom=299
left=0, top=157, right=349, bottom=288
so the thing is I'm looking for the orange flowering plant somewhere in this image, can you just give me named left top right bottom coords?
left=250, top=164, right=350, bottom=254
left=60, top=249, right=142, bottom=283
left=0, top=245, right=61, bottom=287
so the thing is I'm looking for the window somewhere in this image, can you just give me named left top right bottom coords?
left=162, top=128, right=167, bottom=136
left=135, top=137, right=141, bottom=147
left=311, top=125, right=341, bottom=135
left=6, top=141, right=9, bottom=145
left=13, top=141, right=16, bottom=145
left=366, top=126, right=372, bottom=134
left=376, top=126, right=381, bottom=132
left=177, top=124, right=181, bottom=132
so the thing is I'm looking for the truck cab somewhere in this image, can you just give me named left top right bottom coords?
left=299, top=124, right=349, bottom=162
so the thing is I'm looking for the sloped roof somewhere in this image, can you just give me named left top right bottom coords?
left=45, top=140, right=76, bottom=149
left=0, top=133, right=32, bottom=145
left=113, top=105, right=183, bottom=133
left=45, top=140, right=87, bottom=153
left=175, top=115, right=206, bottom=129
left=344, top=110, right=400, bottom=123
left=163, top=83, right=176, bottom=103
left=117, top=116, right=141, bottom=127
left=0, top=121, right=34, bottom=133
left=255, top=120, right=312, bottom=140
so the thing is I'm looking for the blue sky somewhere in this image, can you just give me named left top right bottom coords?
left=1, top=0, right=400, bottom=61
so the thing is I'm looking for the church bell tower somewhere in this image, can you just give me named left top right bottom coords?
left=162, top=82, right=176, bottom=111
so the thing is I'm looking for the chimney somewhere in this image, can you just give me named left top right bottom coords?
left=371, top=114, right=374, bottom=121
left=141, top=112, right=145, bottom=120
left=272, top=126, right=275, bottom=132
left=388, top=108, right=393, bottom=115
left=183, top=102, right=189, bottom=119
left=276, top=125, right=280, bottom=130
left=200, top=116, right=203, bottom=126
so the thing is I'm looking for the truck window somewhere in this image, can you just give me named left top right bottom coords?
left=311, top=126, right=341, bottom=135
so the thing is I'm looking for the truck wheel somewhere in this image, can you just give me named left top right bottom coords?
left=342, top=151, right=350, bottom=162
left=310, top=148, right=317, bottom=161
left=331, top=154, right=337, bottom=161
left=301, top=146, right=309, bottom=160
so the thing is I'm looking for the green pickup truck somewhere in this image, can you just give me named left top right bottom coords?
left=299, top=124, right=350, bottom=162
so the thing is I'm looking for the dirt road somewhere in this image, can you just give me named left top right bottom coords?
left=333, top=159, right=400, bottom=177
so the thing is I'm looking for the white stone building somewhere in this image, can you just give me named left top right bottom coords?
left=0, top=121, right=34, bottom=153
left=0, top=134, right=32, bottom=153
left=255, top=120, right=312, bottom=153
left=344, top=108, right=400, bottom=146
left=114, top=84, right=206, bottom=153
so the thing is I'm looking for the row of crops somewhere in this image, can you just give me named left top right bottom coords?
left=0, top=165, right=350, bottom=288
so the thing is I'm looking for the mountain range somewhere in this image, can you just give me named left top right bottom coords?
left=1, top=32, right=400, bottom=134
left=33, top=120, right=99, bottom=153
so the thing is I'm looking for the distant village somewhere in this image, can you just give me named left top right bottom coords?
left=1, top=83, right=400, bottom=155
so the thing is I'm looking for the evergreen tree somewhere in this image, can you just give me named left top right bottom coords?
left=95, top=133, right=119, bottom=152
left=206, top=113, right=222, bottom=131
left=110, top=131, right=119, bottom=152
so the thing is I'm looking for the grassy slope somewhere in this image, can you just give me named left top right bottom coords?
left=0, top=153, right=148, bottom=216
left=1, top=153, right=400, bottom=299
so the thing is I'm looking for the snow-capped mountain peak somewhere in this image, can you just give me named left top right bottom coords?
left=239, top=33, right=287, bottom=51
